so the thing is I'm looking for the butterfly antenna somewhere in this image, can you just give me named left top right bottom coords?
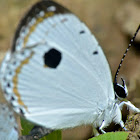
left=114, top=25, right=140, bottom=84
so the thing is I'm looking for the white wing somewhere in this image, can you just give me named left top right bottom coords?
left=1, top=1, right=114, bottom=129
left=0, top=103, right=18, bottom=140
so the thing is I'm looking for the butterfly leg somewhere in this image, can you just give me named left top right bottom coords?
left=99, top=120, right=107, bottom=134
left=99, top=118, right=127, bottom=133
left=119, top=120, right=127, bottom=131
left=119, top=101, right=140, bottom=113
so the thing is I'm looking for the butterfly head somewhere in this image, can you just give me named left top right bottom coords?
left=114, top=78, right=128, bottom=100
left=113, top=25, right=140, bottom=100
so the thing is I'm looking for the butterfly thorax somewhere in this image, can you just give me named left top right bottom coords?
left=93, top=100, right=122, bottom=130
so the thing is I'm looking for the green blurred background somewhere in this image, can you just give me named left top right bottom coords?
left=0, top=0, right=140, bottom=140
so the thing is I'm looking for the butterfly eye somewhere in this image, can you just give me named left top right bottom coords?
left=114, top=78, right=128, bottom=99
left=43, top=48, right=62, bottom=68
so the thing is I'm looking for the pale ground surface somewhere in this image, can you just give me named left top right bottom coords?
left=0, top=0, right=140, bottom=140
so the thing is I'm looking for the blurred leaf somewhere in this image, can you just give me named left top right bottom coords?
left=21, top=117, right=34, bottom=135
left=89, top=132, right=129, bottom=140
left=41, top=130, right=61, bottom=140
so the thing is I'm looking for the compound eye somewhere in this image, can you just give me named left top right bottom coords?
left=114, top=78, right=128, bottom=99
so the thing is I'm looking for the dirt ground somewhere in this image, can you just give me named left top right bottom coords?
left=0, top=0, right=140, bottom=140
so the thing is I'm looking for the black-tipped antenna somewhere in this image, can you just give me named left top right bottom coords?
left=114, top=25, right=140, bottom=84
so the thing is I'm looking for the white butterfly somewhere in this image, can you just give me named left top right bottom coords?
left=0, top=0, right=139, bottom=136
left=0, top=103, right=18, bottom=140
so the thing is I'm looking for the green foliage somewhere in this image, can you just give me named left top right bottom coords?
left=21, top=118, right=62, bottom=140
left=21, top=118, right=34, bottom=135
left=41, top=130, right=61, bottom=140
left=89, top=132, right=129, bottom=140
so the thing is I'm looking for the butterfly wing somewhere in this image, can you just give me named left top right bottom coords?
left=0, top=103, right=18, bottom=140
left=1, top=1, right=114, bottom=129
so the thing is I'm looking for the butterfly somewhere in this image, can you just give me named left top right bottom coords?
left=0, top=0, right=140, bottom=137
left=0, top=103, right=18, bottom=140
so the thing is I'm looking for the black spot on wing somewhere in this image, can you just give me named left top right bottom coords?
left=14, top=126, right=18, bottom=132
left=7, top=83, right=11, bottom=87
left=79, top=30, right=85, bottom=34
left=2, top=106, right=5, bottom=110
left=93, top=51, right=98, bottom=55
left=13, top=61, right=17, bottom=65
left=20, top=108, right=24, bottom=115
left=44, top=48, right=61, bottom=68
left=9, top=114, right=12, bottom=119
left=9, top=71, right=12, bottom=75
left=60, top=18, right=68, bottom=23
left=11, top=96, right=15, bottom=101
